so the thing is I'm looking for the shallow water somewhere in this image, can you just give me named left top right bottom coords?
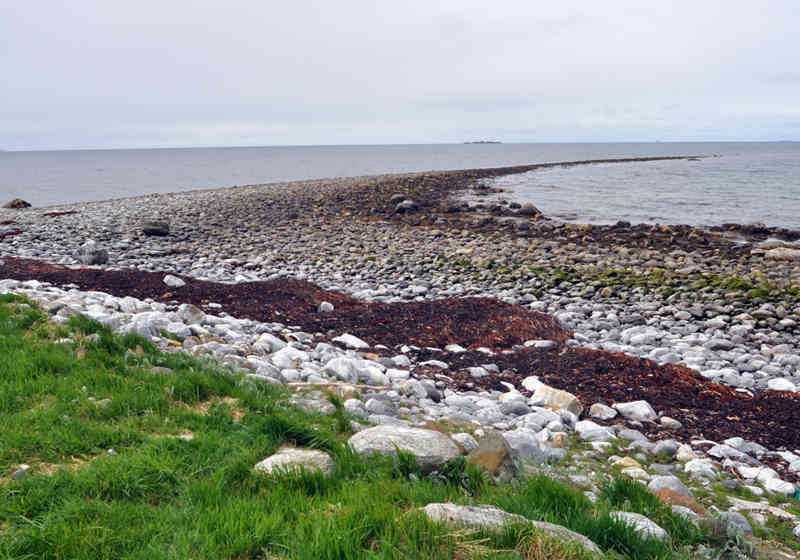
left=486, top=146, right=800, bottom=229
left=1, top=142, right=798, bottom=227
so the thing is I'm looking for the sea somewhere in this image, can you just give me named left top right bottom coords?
left=1, top=142, right=798, bottom=229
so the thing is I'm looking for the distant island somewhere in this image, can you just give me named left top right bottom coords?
left=464, top=140, right=502, bottom=144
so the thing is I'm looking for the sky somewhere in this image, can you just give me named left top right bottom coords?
left=2, top=0, right=799, bottom=150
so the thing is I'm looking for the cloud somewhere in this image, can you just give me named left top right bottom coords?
left=1, top=0, right=799, bottom=149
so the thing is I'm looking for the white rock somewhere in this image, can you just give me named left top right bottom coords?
left=163, top=274, right=186, bottom=288
left=521, top=376, right=542, bottom=392
left=254, top=447, right=334, bottom=475
left=589, top=403, right=617, bottom=420
left=255, top=333, right=287, bottom=353
left=322, top=356, right=363, bottom=383
left=348, top=425, right=461, bottom=473
left=684, top=458, right=718, bottom=478
left=420, top=503, right=602, bottom=554
left=332, top=333, right=369, bottom=349
left=530, top=384, right=583, bottom=416
left=613, top=400, right=657, bottom=422
left=270, top=346, right=310, bottom=369
left=451, top=433, right=479, bottom=453
left=648, top=475, right=692, bottom=498
left=176, top=303, right=205, bottom=324
left=767, top=378, right=797, bottom=392
left=611, top=511, right=670, bottom=542
left=764, top=478, right=796, bottom=495
left=575, top=420, right=615, bottom=442
left=420, top=360, right=449, bottom=369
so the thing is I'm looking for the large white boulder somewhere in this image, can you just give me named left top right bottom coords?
left=530, top=384, right=583, bottom=416
left=421, top=503, right=601, bottom=555
left=348, top=425, right=461, bottom=473
left=613, top=400, right=657, bottom=422
left=611, top=511, right=670, bottom=542
left=254, top=447, right=334, bottom=476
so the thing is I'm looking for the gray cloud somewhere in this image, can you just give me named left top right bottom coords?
left=1, top=0, right=798, bottom=149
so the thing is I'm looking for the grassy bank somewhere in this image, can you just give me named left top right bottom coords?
left=0, top=293, right=758, bottom=559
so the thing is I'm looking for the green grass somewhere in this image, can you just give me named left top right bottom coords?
left=0, top=295, right=754, bottom=559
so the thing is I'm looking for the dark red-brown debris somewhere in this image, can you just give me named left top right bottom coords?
left=0, top=228, right=22, bottom=241
left=2, top=257, right=799, bottom=473
left=414, top=347, right=800, bottom=458
left=42, top=210, right=79, bottom=217
left=0, top=258, right=569, bottom=349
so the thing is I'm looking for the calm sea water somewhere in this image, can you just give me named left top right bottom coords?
left=1, top=142, right=798, bottom=228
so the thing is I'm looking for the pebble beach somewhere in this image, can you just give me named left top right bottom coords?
left=3, top=159, right=800, bottom=550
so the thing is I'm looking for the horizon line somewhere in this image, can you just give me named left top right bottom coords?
left=3, top=139, right=797, bottom=153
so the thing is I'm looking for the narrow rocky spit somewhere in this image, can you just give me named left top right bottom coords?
left=2, top=163, right=800, bottom=550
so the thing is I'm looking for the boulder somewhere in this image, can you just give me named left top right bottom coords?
left=348, top=425, right=461, bottom=473
left=2, top=198, right=31, bottom=209
left=589, top=403, right=617, bottom=420
left=394, top=199, right=418, bottom=214
left=254, top=447, right=334, bottom=476
left=141, top=220, right=170, bottom=236
left=575, top=420, right=616, bottom=442
left=531, top=384, right=583, bottom=416
left=420, top=503, right=601, bottom=555
left=613, top=400, right=657, bottom=422
left=517, top=202, right=541, bottom=216
left=451, top=433, right=479, bottom=454
left=611, top=511, right=670, bottom=542
left=76, top=240, right=109, bottom=265
left=467, top=432, right=518, bottom=482
left=163, top=274, right=185, bottom=288
left=718, top=511, right=754, bottom=535
left=332, top=333, right=369, bottom=349
left=648, top=475, right=692, bottom=498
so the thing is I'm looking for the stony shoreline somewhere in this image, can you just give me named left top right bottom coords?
left=2, top=162, right=800, bottom=546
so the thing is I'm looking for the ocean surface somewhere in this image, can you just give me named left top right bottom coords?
left=1, top=142, right=798, bottom=228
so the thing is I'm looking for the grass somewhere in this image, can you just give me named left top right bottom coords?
left=0, top=294, right=764, bottom=559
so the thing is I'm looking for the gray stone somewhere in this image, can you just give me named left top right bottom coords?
left=575, top=420, right=616, bottom=441
left=141, top=220, right=169, bottom=236
left=718, top=511, right=754, bottom=535
left=530, top=384, right=583, bottom=416
left=348, top=425, right=461, bottom=473
left=684, top=458, right=718, bottom=479
left=332, top=333, right=369, bottom=349
left=451, top=433, right=479, bottom=454
left=611, top=511, right=670, bottom=542
left=394, top=199, right=418, bottom=213
left=613, top=400, right=657, bottom=422
left=589, top=403, right=617, bottom=420
left=652, top=439, right=679, bottom=457
left=648, top=475, right=693, bottom=498
left=163, top=274, right=185, bottom=288
left=76, top=240, right=109, bottom=265
left=764, top=478, right=795, bottom=495
left=254, top=447, right=334, bottom=475
left=503, top=428, right=552, bottom=466
left=517, top=203, right=541, bottom=216
left=467, top=432, right=518, bottom=482
left=343, top=398, right=368, bottom=418
left=318, top=301, right=334, bottom=313
left=420, top=503, right=601, bottom=555
left=255, top=332, right=287, bottom=353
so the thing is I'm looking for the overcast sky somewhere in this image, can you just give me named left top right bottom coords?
left=2, top=1, right=799, bottom=150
